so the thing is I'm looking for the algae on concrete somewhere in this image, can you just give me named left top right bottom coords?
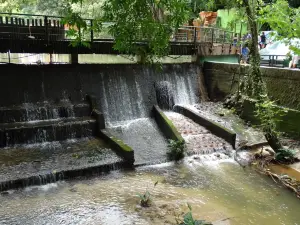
left=152, top=105, right=184, bottom=142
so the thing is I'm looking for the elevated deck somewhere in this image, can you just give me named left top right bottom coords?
left=0, top=13, right=238, bottom=56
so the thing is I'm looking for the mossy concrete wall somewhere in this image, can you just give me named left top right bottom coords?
left=203, top=62, right=300, bottom=110
left=99, top=129, right=134, bottom=165
left=240, top=99, right=300, bottom=137
left=152, top=105, right=184, bottom=142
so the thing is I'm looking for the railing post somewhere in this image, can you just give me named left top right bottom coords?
left=90, top=19, right=94, bottom=43
left=211, top=28, right=214, bottom=44
left=193, top=27, right=197, bottom=55
left=193, top=27, right=197, bottom=44
left=44, top=16, right=49, bottom=43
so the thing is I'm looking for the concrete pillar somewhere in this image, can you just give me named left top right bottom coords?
left=70, top=53, right=79, bottom=64
left=195, top=54, right=209, bottom=101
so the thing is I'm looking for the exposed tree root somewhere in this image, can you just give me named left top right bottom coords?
left=252, top=158, right=300, bottom=199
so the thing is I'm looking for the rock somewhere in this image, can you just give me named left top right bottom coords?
left=254, top=148, right=275, bottom=158
left=216, top=153, right=220, bottom=158
left=193, top=155, right=200, bottom=160
left=261, top=149, right=271, bottom=157
left=0, top=191, right=9, bottom=195
left=263, top=147, right=276, bottom=156
left=69, top=187, right=77, bottom=192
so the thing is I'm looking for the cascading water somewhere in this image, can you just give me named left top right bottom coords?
left=158, top=65, right=198, bottom=106
left=99, top=64, right=198, bottom=125
left=99, top=73, right=149, bottom=125
left=164, top=111, right=233, bottom=160
left=0, top=99, right=94, bottom=147
left=107, top=118, right=169, bottom=165
left=99, top=64, right=199, bottom=165
left=154, top=81, right=175, bottom=110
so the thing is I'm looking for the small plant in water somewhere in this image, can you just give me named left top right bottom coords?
left=176, top=203, right=212, bottom=225
left=167, top=139, right=186, bottom=161
left=275, top=149, right=298, bottom=163
left=137, top=181, right=158, bottom=207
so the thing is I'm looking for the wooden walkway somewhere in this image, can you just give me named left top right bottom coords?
left=0, top=13, right=238, bottom=55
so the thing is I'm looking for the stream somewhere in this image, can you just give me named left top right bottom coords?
left=1, top=158, right=300, bottom=225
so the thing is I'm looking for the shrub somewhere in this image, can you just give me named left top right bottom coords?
left=167, top=139, right=186, bottom=161
left=137, top=181, right=158, bottom=207
left=176, top=204, right=212, bottom=225
left=275, top=149, right=298, bottom=163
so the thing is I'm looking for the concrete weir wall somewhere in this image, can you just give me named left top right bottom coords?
left=0, top=63, right=199, bottom=123
left=203, top=61, right=300, bottom=136
left=203, top=62, right=300, bottom=110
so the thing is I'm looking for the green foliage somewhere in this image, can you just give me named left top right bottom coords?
left=137, top=190, right=151, bottom=207
left=176, top=204, right=212, bottom=225
left=137, top=181, right=158, bottom=207
left=275, top=149, right=298, bottom=163
left=254, top=96, right=288, bottom=134
left=259, top=0, right=300, bottom=55
left=101, top=0, right=189, bottom=63
left=167, top=139, right=186, bottom=161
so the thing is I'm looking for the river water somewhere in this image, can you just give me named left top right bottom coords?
left=1, top=158, right=300, bottom=225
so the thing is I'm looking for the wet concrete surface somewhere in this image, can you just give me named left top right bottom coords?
left=193, top=102, right=266, bottom=146
left=0, top=137, right=123, bottom=183
left=164, top=112, right=232, bottom=156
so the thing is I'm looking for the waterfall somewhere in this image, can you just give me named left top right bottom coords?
left=99, top=64, right=198, bottom=126
left=157, top=65, right=198, bottom=106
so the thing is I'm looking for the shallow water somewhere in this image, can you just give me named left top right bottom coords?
left=107, top=118, right=169, bottom=165
left=0, top=138, right=122, bottom=182
left=1, top=159, right=300, bottom=225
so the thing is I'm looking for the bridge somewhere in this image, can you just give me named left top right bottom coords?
left=0, top=13, right=239, bottom=58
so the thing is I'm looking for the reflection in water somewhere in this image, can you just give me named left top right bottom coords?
left=1, top=159, right=300, bottom=225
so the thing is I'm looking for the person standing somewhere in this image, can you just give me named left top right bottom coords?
left=292, top=55, right=300, bottom=68
left=260, top=32, right=266, bottom=49
left=241, top=43, right=250, bottom=64
left=232, top=34, right=238, bottom=47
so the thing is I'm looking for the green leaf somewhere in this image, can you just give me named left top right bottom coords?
left=183, top=212, right=194, bottom=224
left=187, top=203, right=192, bottom=211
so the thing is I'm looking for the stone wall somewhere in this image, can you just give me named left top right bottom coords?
left=203, top=62, right=300, bottom=110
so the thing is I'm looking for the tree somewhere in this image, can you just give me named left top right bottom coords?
left=100, top=0, right=189, bottom=62
left=259, top=0, right=300, bottom=54
left=203, top=0, right=286, bottom=151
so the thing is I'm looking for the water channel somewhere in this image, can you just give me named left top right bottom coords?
left=0, top=63, right=300, bottom=224
left=1, top=158, right=300, bottom=225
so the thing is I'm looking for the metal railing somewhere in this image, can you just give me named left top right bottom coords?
left=172, top=26, right=238, bottom=44
left=0, top=12, right=239, bottom=45
left=260, top=55, right=288, bottom=67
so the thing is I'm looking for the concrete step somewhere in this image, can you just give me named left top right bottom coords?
left=0, top=102, right=91, bottom=123
left=0, top=117, right=96, bottom=147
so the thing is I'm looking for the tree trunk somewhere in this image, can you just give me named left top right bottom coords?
left=264, top=128, right=283, bottom=151
left=242, top=0, right=263, bottom=98
left=242, top=0, right=282, bottom=152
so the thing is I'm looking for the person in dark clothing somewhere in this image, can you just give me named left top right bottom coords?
left=260, top=32, right=266, bottom=49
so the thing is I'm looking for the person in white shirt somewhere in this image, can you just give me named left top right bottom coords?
left=291, top=55, right=300, bottom=68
